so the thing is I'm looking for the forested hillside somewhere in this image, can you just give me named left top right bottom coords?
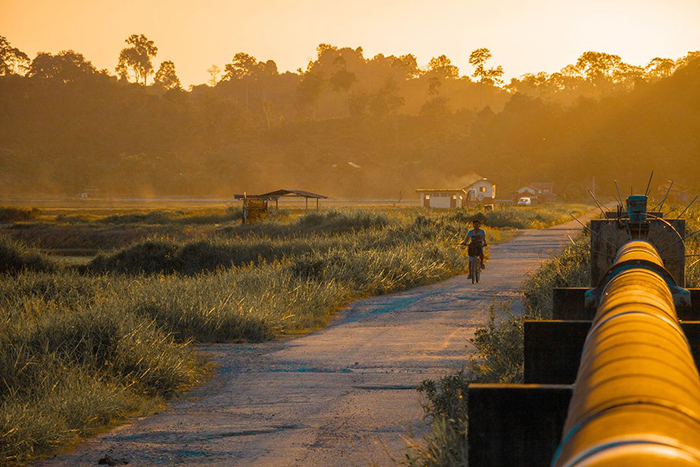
left=1, top=35, right=698, bottom=198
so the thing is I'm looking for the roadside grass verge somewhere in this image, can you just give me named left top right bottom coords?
left=0, top=278, right=204, bottom=465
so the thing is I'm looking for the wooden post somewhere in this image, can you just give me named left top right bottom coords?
left=305, top=197, right=308, bottom=210
left=316, top=198, right=319, bottom=210
left=242, top=193, right=248, bottom=224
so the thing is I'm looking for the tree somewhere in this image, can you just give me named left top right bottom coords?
left=677, top=51, right=700, bottom=69
left=369, top=78, right=404, bottom=116
left=330, top=56, right=357, bottom=117
left=223, top=52, right=260, bottom=80
left=392, top=54, right=422, bottom=79
left=207, top=65, right=221, bottom=86
left=0, top=36, right=29, bottom=76
left=469, top=48, right=504, bottom=86
left=575, top=51, right=622, bottom=83
left=420, top=96, right=449, bottom=117
left=316, top=43, right=339, bottom=67
left=223, top=53, right=269, bottom=108
left=116, top=34, right=158, bottom=84
left=613, top=62, right=645, bottom=89
left=28, top=50, right=98, bottom=83
left=261, top=60, right=278, bottom=76
left=469, top=48, right=504, bottom=107
left=428, top=55, right=459, bottom=79
left=427, top=76, right=442, bottom=96
left=154, top=60, right=181, bottom=90
left=297, top=71, right=325, bottom=118
left=646, top=57, right=677, bottom=79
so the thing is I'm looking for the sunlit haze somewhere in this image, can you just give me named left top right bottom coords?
left=2, top=0, right=700, bottom=86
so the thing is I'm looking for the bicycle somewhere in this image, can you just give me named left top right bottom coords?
left=461, top=242, right=483, bottom=284
left=468, top=245, right=482, bottom=284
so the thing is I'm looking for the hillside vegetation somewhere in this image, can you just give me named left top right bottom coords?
left=1, top=35, right=699, bottom=199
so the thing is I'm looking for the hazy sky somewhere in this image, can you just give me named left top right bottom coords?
left=2, top=0, right=700, bottom=86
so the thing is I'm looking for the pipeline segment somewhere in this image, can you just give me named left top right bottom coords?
left=553, top=240, right=700, bottom=466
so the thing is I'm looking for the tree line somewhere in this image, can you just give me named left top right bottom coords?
left=0, top=34, right=699, bottom=199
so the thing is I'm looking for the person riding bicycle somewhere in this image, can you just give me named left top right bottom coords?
left=461, top=220, right=488, bottom=269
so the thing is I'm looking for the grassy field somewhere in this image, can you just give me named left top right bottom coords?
left=0, top=203, right=587, bottom=465
left=407, top=205, right=700, bottom=466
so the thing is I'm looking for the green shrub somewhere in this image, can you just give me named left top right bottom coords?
left=0, top=207, right=39, bottom=223
left=98, top=207, right=243, bottom=225
left=89, top=239, right=180, bottom=274
left=521, top=234, right=590, bottom=318
left=466, top=301, right=524, bottom=383
left=217, top=209, right=389, bottom=238
left=685, top=208, right=700, bottom=287
left=407, top=371, right=469, bottom=466
left=0, top=237, right=57, bottom=275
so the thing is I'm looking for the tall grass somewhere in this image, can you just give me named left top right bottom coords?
left=88, top=210, right=393, bottom=275
left=0, top=237, right=58, bottom=274
left=1, top=208, right=469, bottom=464
left=0, top=207, right=39, bottom=223
left=98, top=206, right=244, bottom=225
left=481, top=204, right=587, bottom=229
left=0, top=205, right=580, bottom=464
left=685, top=207, right=700, bottom=287
left=0, top=276, right=203, bottom=464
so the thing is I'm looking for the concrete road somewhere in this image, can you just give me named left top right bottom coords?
left=38, top=214, right=594, bottom=467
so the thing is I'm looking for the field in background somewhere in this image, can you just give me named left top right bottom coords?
left=407, top=205, right=700, bottom=466
left=0, top=203, right=588, bottom=465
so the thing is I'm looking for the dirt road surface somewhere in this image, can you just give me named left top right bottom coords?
left=38, top=214, right=594, bottom=467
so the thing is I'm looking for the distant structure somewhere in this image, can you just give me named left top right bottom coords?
left=656, top=181, right=693, bottom=204
left=234, top=190, right=328, bottom=223
left=79, top=186, right=100, bottom=199
left=514, top=182, right=556, bottom=204
left=256, top=189, right=328, bottom=210
left=465, top=178, right=497, bottom=202
left=416, top=175, right=496, bottom=209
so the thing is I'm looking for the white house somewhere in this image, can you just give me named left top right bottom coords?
left=466, top=179, right=496, bottom=202
left=515, top=182, right=556, bottom=203
left=416, top=176, right=496, bottom=209
left=415, top=189, right=467, bottom=209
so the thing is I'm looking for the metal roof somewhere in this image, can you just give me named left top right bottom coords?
left=234, top=189, right=328, bottom=200
left=258, top=189, right=328, bottom=199
left=415, top=188, right=468, bottom=193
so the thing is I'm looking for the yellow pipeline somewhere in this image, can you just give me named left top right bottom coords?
left=553, top=240, right=700, bottom=466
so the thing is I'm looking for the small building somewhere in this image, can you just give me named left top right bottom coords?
left=466, top=178, right=497, bottom=202
left=416, top=176, right=496, bottom=209
left=233, top=189, right=328, bottom=221
left=79, top=186, right=100, bottom=198
left=416, top=189, right=467, bottom=209
left=514, top=182, right=556, bottom=204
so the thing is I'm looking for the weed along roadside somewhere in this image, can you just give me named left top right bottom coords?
left=0, top=204, right=588, bottom=465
